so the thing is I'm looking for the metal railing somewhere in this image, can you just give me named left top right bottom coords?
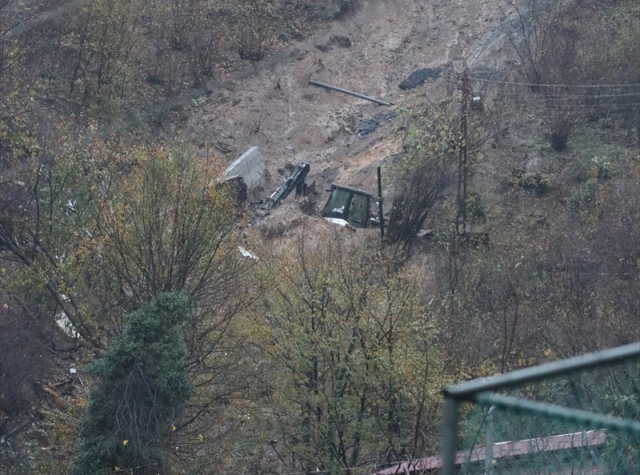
left=441, top=342, right=640, bottom=475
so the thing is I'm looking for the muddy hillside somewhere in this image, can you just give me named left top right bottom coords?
left=187, top=0, right=518, bottom=234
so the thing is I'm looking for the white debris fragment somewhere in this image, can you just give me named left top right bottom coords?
left=238, top=246, right=258, bottom=260
left=70, top=367, right=77, bottom=374
left=55, top=313, right=80, bottom=338
left=324, top=218, right=356, bottom=231
left=324, top=217, right=349, bottom=226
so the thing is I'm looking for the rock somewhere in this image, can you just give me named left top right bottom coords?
left=219, top=81, right=237, bottom=91
left=398, top=68, right=441, bottom=90
left=299, top=196, right=317, bottom=215
left=358, top=111, right=399, bottom=138
left=331, top=35, right=352, bottom=48
left=359, top=118, right=379, bottom=138
left=316, top=36, right=351, bottom=52
left=215, top=141, right=236, bottom=154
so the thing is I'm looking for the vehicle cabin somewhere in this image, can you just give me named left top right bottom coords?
left=321, top=184, right=373, bottom=229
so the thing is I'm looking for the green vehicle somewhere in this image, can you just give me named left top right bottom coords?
left=321, top=184, right=375, bottom=229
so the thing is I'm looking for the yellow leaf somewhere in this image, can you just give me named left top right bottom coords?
left=115, top=467, right=120, bottom=472
left=123, top=439, right=128, bottom=446
left=543, top=349, right=552, bottom=357
left=199, top=434, right=204, bottom=442
left=172, top=425, right=176, bottom=431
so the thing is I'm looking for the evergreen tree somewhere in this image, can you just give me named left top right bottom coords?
left=71, top=293, right=192, bottom=475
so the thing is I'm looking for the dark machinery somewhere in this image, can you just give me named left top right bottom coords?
left=321, top=184, right=375, bottom=229
left=261, top=162, right=311, bottom=210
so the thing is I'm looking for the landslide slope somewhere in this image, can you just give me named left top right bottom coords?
left=186, top=0, right=517, bottom=231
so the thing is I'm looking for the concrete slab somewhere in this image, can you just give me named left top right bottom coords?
left=224, top=146, right=265, bottom=190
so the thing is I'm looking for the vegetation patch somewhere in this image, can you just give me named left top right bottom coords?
left=508, top=171, right=552, bottom=194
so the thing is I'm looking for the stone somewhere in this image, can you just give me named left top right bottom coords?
left=331, top=35, right=352, bottom=48
left=358, top=111, right=399, bottom=138
left=398, top=68, right=441, bottom=90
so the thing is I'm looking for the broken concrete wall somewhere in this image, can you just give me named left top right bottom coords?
left=224, top=146, right=265, bottom=190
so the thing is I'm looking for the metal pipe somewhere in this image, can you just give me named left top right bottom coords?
left=309, top=80, right=393, bottom=106
left=444, top=342, right=640, bottom=400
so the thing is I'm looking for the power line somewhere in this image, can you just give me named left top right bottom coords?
left=494, top=92, right=640, bottom=100
left=534, top=102, right=640, bottom=109
left=467, top=77, right=640, bottom=89
left=490, top=96, right=640, bottom=106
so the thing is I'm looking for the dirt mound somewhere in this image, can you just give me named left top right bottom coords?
left=250, top=201, right=374, bottom=253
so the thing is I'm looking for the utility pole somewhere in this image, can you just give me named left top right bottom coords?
left=377, top=166, right=384, bottom=241
left=456, top=71, right=469, bottom=236
left=462, top=72, right=469, bottom=234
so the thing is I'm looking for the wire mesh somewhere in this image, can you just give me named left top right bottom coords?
left=450, top=356, right=640, bottom=474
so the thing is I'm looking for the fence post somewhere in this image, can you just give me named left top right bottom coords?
left=441, top=396, right=459, bottom=475
left=485, top=406, right=494, bottom=474
left=377, top=166, right=384, bottom=241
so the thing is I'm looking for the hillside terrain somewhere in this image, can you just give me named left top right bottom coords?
left=188, top=0, right=514, bottom=223
left=1, top=0, right=639, bottom=474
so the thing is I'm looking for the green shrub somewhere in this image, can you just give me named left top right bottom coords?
left=591, top=156, right=611, bottom=181
left=570, top=181, right=597, bottom=210
left=508, top=171, right=552, bottom=194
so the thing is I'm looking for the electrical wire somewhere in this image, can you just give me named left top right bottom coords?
left=467, top=77, right=640, bottom=89
left=492, top=92, right=640, bottom=100
left=488, top=97, right=640, bottom=107
left=533, top=102, right=640, bottom=109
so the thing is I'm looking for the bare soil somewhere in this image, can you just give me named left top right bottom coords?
left=186, top=0, right=521, bottom=237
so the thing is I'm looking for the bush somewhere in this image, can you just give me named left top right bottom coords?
left=570, top=156, right=611, bottom=211
left=253, top=235, right=449, bottom=472
left=509, top=171, right=552, bottom=195
left=221, top=0, right=280, bottom=62
left=570, top=181, right=597, bottom=210
left=591, top=156, right=611, bottom=181
left=465, top=189, right=486, bottom=224
left=386, top=104, right=459, bottom=251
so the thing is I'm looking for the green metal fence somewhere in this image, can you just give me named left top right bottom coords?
left=441, top=342, right=640, bottom=474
